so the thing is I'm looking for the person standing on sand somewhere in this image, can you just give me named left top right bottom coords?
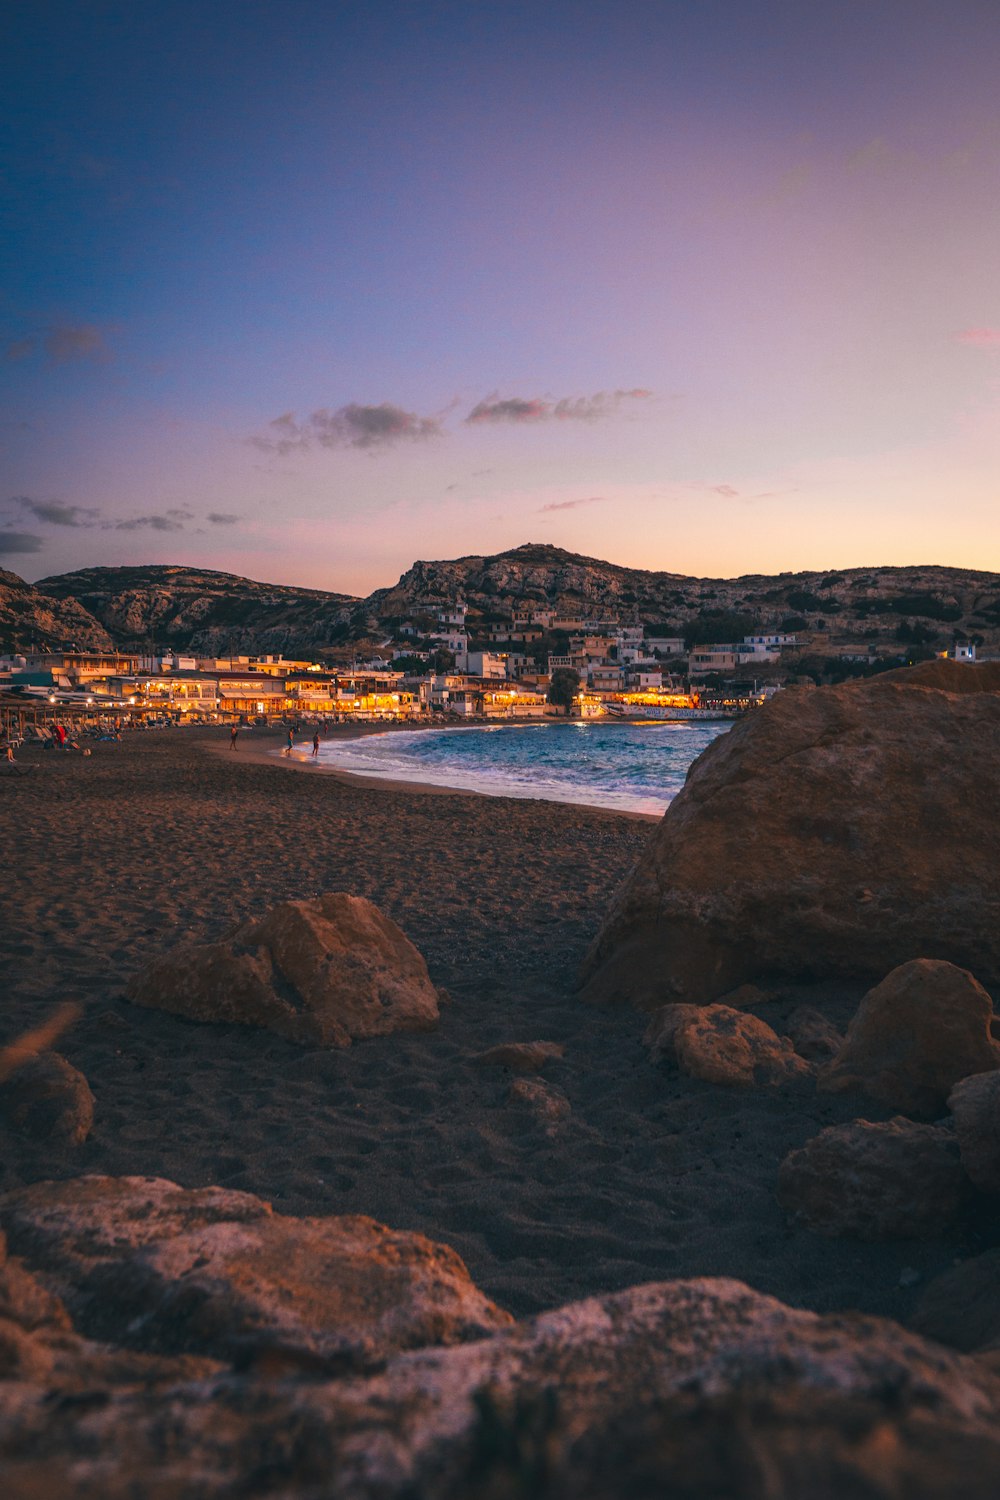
left=284, top=726, right=294, bottom=756
left=311, top=730, right=320, bottom=758
left=230, top=724, right=239, bottom=749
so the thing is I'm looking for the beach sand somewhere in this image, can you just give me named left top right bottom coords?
left=0, top=725, right=974, bottom=1322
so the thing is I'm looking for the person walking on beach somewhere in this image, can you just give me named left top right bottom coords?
left=311, top=729, right=320, bottom=758
left=284, top=725, right=294, bottom=756
left=230, top=724, right=239, bottom=749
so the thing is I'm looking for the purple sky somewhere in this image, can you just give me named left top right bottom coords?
left=3, top=1, right=1000, bottom=593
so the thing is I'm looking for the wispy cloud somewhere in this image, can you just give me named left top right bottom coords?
left=4, top=321, right=116, bottom=365
left=467, top=389, right=652, bottom=425
left=114, top=508, right=193, bottom=532
left=252, top=402, right=443, bottom=454
left=709, top=484, right=740, bottom=498
left=957, top=327, right=1000, bottom=348
left=0, top=530, right=45, bottom=556
left=538, top=495, right=607, bottom=513
left=207, top=511, right=241, bottom=525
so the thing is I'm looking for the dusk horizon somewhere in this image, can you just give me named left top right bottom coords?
left=5, top=1, right=1000, bottom=593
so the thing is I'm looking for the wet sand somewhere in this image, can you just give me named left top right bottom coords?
left=0, top=724, right=976, bottom=1321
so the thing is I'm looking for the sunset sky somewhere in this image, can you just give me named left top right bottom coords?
left=3, top=0, right=1000, bottom=595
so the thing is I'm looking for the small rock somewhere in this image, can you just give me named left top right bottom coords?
left=0, top=1052, right=94, bottom=1144
left=126, top=893, right=440, bottom=1048
left=472, top=1041, right=565, bottom=1073
left=645, top=1004, right=813, bottom=1087
left=911, top=1250, right=1000, bottom=1355
left=819, top=959, right=1000, bottom=1118
left=778, top=1117, right=967, bottom=1239
left=507, top=1077, right=571, bottom=1128
left=948, top=1070, right=1000, bottom=1193
left=785, top=1005, right=844, bottom=1063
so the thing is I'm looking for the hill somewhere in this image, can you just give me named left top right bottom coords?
left=15, top=545, right=1000, bottom=661
left=0, top=569, right=113, bottom=655
left=34, top=565, right=358, bottom=657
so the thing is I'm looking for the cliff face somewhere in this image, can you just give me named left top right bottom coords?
left=0, top=570, right=113, bottom=654
left=34, top=566, right=357, bottom=656
left=19, top=545, right=1000, bottom=658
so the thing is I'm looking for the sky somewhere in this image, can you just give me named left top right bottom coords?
left=2, top=0, right=1000, bottom=595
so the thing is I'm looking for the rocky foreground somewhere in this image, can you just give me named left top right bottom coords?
left=3, top=665, right=1000, bottom=1494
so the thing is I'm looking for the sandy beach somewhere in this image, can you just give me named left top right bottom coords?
left=0, top=724, right=978, bottom=1322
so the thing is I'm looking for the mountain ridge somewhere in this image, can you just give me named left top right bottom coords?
left=0, top=543, right=996, bottom=657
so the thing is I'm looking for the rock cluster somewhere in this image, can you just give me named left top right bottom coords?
left=582, top=665, right=1000, bottom=1007
left=126, top=894, right=440, bottom=1047
left=1, top=1182, right=1000, bottom=1500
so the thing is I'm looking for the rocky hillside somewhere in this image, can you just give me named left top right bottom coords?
left=17, top=545, right=1000, bottom=659
left=34, top=565, right=357, bottom=657
left=363, top=543, right=1000, bottom=650
left=0, top=569, right=113, bottom=655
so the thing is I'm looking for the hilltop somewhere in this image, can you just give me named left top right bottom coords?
left=31, top=564, right=357, bottom=657
left=4, top=544, right=998, bottom=660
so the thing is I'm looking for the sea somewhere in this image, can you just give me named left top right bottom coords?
left=311, top=719, right=732, bottom=816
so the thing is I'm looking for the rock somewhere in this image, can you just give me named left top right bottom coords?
left=5, top=1277, right=1000, bottom=1498
left=778, top=1117, right=967, bottom=1239
left=645, top=1003, right=813, bottom=1087
left=785, top=1005, right=844, bottom=1062
left=472, top=1041, right=565, bottom=1073
left=0, top=1051, right=94, bottom=1144
left=507, top=1077, right=572, bottom=1128
left=819, top=960, right=1000, bottom=1118
left=911, top=1250, right=1000, bottom=1355
left=581, top=665, right=1000, bottom=1008
left=125, top=893, right=440, bottom=1047
left=0, top=1175, right=511, bottom=1371
left=948, top=1070, right=1000, bottom=1192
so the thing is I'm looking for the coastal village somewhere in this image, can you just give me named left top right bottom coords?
left=3, top=590, right=993, bottom=737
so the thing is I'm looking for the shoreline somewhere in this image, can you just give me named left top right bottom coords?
left=207, top=722, right=663, bottom=822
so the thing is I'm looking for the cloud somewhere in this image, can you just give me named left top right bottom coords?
left=207, top=511, right=241, bottom=525
left=710, top=484, right=740, bottom=498
left=957, top=327, right=1000, bottom=348
left=113, top=508, right=193, bottom=532
left=252, top=402, right=442, bottom=454
left=466, top=388, right=652, bottom=425
left=16, top=497, right=101, bottom=528
left=0, top=530, right=44, bottom=555
left=3, top=322, right=115, bottom=365
left=538, top=496, right=608, bottom=514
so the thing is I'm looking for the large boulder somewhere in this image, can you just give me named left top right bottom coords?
left=948, top=1070, right=1000, bottom=1192
left=126, top=893, right=440, bottom=1047
left=4, top=1276, right=1000, bottom=1497
left=819, top=960, right=1000, bottom=1117
left=645, top=1003, right=813, bottom=1086
left=777, top=1117, right=968, bottom=1239
left=0, top=1176, right=511, bottom=1371
left=0, top=1051, right=94, bottom=1144
left=582, top=664, right=1000, bottom=1008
